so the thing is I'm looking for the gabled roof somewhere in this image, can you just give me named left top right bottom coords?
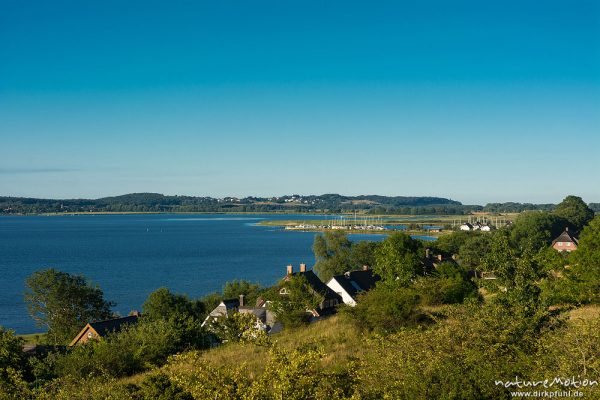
left=69, top=315, right=139, bottom=346
left=206, top=299, right=240, bottom=320
left=89, top=315, right=139, bottom=337
left=552, top=229, right=579, bottom=245
left=330, top=270, right=380, bottom=299
left=221, top=298, right=241, bottom=309
left=287, top=270, right=341, bottom=301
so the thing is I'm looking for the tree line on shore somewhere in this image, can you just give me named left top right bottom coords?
left=1, top=195, right=599, bottom=399
left=4, top=192, right=598, bottom=215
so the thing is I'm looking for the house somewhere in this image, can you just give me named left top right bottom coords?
left=552, top=228, right=579, bottom=252
left=283, top=264, right=342, bottom=317
left=69, top=314, right=139, bottom=346
left=423, top=248, right=457, bottom=272
left=326, top=266, right=379, bottom=306
left=202, top=294, right=278, bottom=333
left=202, top=298, right=242, bottom=326
left=460, top=223, right=473, bottom=231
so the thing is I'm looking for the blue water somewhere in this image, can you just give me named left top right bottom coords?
left=0, top=214, right=404, bottom=333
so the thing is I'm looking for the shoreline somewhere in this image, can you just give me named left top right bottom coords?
left=0, top=211, right=335, bottom=217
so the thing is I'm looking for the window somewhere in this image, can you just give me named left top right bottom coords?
left=558, top=242, right=563, bottom=246
left=279, top=288, right=289, bottom=295
left=566, top=242, right=571, bottom=246
left=87, top=332, right=93, bottom=339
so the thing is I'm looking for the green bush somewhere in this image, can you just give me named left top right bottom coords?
left=341, top=285, right=426, bottom=333
left=53, top=317, right=202, bottom=379
left=415, top=276, right=478, bottom=305
left=135, top=373, right=193, bottom=400
left=415, top=262, right=479, bottom=305
left=0, top=327, right=31, bottom=399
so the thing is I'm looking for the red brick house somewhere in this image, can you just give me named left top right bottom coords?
left=551, top=228, right=579, bottom=252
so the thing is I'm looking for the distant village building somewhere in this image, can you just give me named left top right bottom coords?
left=460, top=223, right=473, bottom=231
left=552, top=228, right=579, bottom=252
left=69, top=314, right=139, bottom=346
left=326, top=266, right=379, bottom=307
left=459, top=222, right=493, bottom=232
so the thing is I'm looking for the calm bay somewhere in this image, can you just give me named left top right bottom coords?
left=0, top=214, right=394, bottom=333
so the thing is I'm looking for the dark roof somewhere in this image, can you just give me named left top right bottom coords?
left=89, top=315, right=139, bottom=337
left=331, top=270, right=380, bottom=298
left=221, top=298, right=241, bottom=309
left=288, top=270, right=342, bottom=302
left=552, top=229, right=579, bottom=245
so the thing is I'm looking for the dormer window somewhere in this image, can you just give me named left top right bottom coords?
left=279, top=288, right=289, bottom=295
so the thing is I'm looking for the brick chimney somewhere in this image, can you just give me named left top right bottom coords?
left=300, top=263, right=306, bottom=273
left=425, top=248, right=431, bottom=258
left=287, top=264, right=293, bottom=275
left=239, top=294, right=245, bottom=307
left=363, top=265, right=369, bottom=271
left=437, top=254, right=443, bottom=262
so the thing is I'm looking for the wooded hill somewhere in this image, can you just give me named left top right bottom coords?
left=3, top=193, right=596, bottom=215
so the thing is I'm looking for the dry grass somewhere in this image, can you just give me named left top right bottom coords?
left=194, top=316, right=364, bottom=372
left=125, top=315, right=366, bottom=386
left=119, top=304, right=600, bottom=389
left=17, top=332, right=46, bottom=345
left=568, top=304, right=600, bottom=323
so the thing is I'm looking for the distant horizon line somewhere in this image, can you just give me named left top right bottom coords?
left=2, top=192, right=595, bottom=207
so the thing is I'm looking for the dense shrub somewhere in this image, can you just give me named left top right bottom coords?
left=166, top=345, right=357, bottom=400
left=415, top=276, right=478, bottom=305
left=341, top=285, right=426, bottom=333
left=415, top=262, right=479, bottom=305
left=135, top=373, right=193, bottom=400
left=53, top=318, right=202, bottom=379
left=0, top=327, right=31, bottom=399
left=33, top=376, right=135, bottom=400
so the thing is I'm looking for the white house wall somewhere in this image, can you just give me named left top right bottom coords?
left=326, top=278, right=357, bottom=307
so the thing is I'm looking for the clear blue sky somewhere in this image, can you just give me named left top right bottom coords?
left=1, top=0, right=599, bottom=205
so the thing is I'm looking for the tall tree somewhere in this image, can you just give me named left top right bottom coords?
left=458, top=234, right=492, bottom=268
left=24, top=269, right=115, bottom=345
left=350, top=240, right=378, bottom=269
left=564, top=215, right=600, bottom=304
left=143, top=287, right=204, bottom=321
left=553, top=195, right=595, bottom=231
left=373, top=232, right=422, bottom=286
left=312, top=231, right=353, bottom=281
left=222, top=280, right=262, bottom=305
left=434, top=231, right=480, bottom=255
left=509, top=211, right=565, bottom=252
